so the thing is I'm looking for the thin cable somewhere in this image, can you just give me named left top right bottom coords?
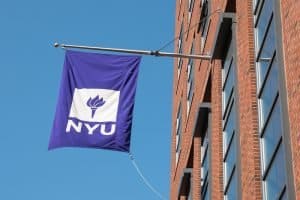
left=129, top=153, right=167, bottom=200
left=156, top=8, right=222, bottom=52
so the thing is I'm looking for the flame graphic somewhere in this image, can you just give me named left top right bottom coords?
left=86, top=95, right=105, bottom=118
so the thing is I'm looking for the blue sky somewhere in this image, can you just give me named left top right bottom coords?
left=0, top=1, right=174, bottom=199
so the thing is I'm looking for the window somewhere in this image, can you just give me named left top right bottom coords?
left=261, top=99, right=282, bottom=170
left=188, top=179, right=193, bottom=200
left=256, top=16, right=276, bottom=89
left=178, top=23, right=184, bottom=78
left=263, top=144, right=287, bottom=199
left=176, top=103, right=182, bottom=165
left=223, top=103, right=235, bottom=151
left=198, top=0, right=210, bottom=51
left=222, top=38, right=238, bottom=199
left=258, top=55, right=278, bottom=126
left=222, top=58, right=234, bottom=112
left=225, top=170, right=238, bottom=200
left=224, top=130, right=236, bottom=185
left=188, top=0, right=195, bottom=22
left=201, top=113, right=211, bottom=200
left=178, top=172, right=193, bottom=199
left=254, top=0, right=273, bottom=50
left=253, top=0, right=259, bottom=12
left=187, top=40, right=195, bottom=116
left=253, top=0, right=288, bottom=199
left=199, top=0, right=209, bottom=35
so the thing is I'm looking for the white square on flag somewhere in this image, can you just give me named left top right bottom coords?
left=69, top=88, right=120, bottom=123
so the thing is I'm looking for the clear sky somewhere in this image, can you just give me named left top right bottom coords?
left=0, top=1, right=175, bottom=199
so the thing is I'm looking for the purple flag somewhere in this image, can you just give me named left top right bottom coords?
left=48, top=50, right=141, bottom=152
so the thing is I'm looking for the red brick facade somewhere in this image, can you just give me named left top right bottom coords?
left=279, top=1, right=300, bottom=198
left=170, top=0, right=300, bottom=199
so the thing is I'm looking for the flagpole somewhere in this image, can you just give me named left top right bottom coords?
left=54, top=43, right=211, bottom=60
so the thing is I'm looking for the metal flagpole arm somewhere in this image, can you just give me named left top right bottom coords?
left=154, top=51, right=211, bottom=60
left=54, top=43, right=211, bottom=60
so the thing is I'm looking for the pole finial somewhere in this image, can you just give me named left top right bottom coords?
left=54, top=43, right=60, bottom=48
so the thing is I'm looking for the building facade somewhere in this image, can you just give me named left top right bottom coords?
left=170, top=0, right=300, bottom=199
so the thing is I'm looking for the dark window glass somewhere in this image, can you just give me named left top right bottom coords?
left=253, top=0, right=259, bottom=11
left=176, top=103, right=182, bottom=164
left=202, top=132, right=209, bottom=179
left=259, top=59, right=279, bottom=125
left=224, top=136, right=236, bottom=185
left=257, top=19, right=276, bottom=88
left=188, top=182, right=192, bottom=200
left=223, top=103, right=235, bottom=150
left=201, top=116, right=210, bottom=200
left=187, top=41, right=195, bottom=114
left=188, top=0, right=195, bottom=12
left=261, top=99, right=282, bottom=170
left=188, top=75, right=194, bottom=101
left=187, top=43, right=195, bottom=100
left=256, top=0, right=273, bottom=48
left=199, top=0, right=208, bottom=36
left=280, top=191, right=287, bottom=200
left=225, top=170, right=238, bottom=200
left=202, top=150, right=209, bottom=179
left=177, top=23, right=184, bottom=76
left=178, top=24, right=184, bottom=54
left=201, top=181, right=209, bottom=200
left=222, top=40, right=234, bottom=114
left=223, top=63, right=234, bottom=110
left=202, top=182, right=210, bottom=200
left=178, top=58, right=183, bottom=76
left=253, top=0, right=288, bottom=199
left=222, top=35, right=238, bottom=199
left=223, top=56, right=233, bottom=84
left=264, top=144, right=286, bottom=200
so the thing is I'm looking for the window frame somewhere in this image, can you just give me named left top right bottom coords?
left=175, top=102, right=182, bottom=165
left=177, top=23, right=184, bottom=78
left=187, top=41, right=195, bottom=116
left=253, top=0, right=290, bottom=199
left=188, top=0, right=195, bottom=23
left=221, top=35, right=238, bottom=198
left=198, top=0, right=211, bottom=52
left=201, top=112, right=211, bottom=200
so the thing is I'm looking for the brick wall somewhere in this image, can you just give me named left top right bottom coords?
left=210, top=60, right=223, bottom=200
left=170, top=0, right=228, bottom=199
left=235, top=0, right=262, bottom=199
left=279, top=0, right=300, bottom=198
left=170, top=0, right=213, bottom=199
left=170, top=0, right=300, bottom=199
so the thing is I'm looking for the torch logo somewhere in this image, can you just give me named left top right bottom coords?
left=86, top=95, right=105, bottom=118
left=68, top=88, right=120, bottom=123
